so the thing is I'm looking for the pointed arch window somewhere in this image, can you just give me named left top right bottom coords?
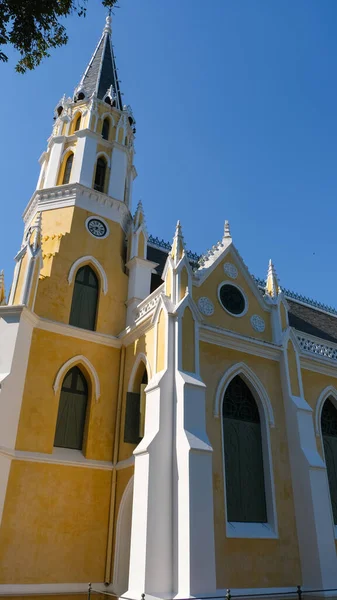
left=322, top=398, right=337, bottom=524
left=102, top=118, right=110, bottom=141
left=74, top=114, right=81, bottom=132
left=54, top=366, right=88, bottom=450
left=124, top=368, right=148, bottom=444
left=94, top=157, right=107, bottom=193
left=223, top=375, right=267, bottom=523
left=69, top=265, right=98, bottom=331
left=62, top=153, right=73, bottom=185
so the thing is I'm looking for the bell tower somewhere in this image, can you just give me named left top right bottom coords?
left=39, top=14, right=136, bottom=205
left=8, top=15, right=137, bottom=336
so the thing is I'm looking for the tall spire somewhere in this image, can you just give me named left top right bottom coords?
left=75, top=14, right=123, bottom=108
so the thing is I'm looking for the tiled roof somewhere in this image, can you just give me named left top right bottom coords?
left=76, top=22, right=122, bottom=106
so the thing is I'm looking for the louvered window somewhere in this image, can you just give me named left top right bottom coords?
left=94, top=157, right=107, bottom=192
left=62, top=153, right=73, bottom=184
left=69, top=265, right=98, bottom=331
left=322, top=398, right=337, bottom=524
left=54, top=366, right=88, bottom=450
left=102, top=118, right=110, bottom=141
left=223, top=375, right=267, bottom=523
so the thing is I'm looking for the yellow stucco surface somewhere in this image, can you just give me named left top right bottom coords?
left=194, top=251, right=272, bottom=342
left=156, top=309, right=166, bottom=373
left=13, top=252, right=28, bottom=305
left=0, top=460, right=111, bottom=584
left=179, top=267, right=188, bottom=301
left=16, top=328, right=120, bottom=460
left=182, top=306, right=195, bottom=373
left=287, top=341, right=300, bottom=397
left=280, top=301, right=288, bottom=330
left=34, top=206, right=128, bottom=336
left=200, top=342, right=301, bottom=588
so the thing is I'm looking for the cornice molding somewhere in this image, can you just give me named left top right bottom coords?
left=23, top=183, right=132, bottom=234
left=199, top=324, right=281, bottom=361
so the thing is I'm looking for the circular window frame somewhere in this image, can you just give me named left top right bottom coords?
left=217, top=281, right=248, bottom=318
left=85, top=216, right=110, bottom=240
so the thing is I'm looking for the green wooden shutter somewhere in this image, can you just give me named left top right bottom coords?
left=124, top=392, right=141, bottom=444
left=322, top=399, right=337, bottom=525
left=223, top=376, right=267, bottom=523
left=54, top=367, right=88, bottom=450
left=69, top=266, right=98, bottom=331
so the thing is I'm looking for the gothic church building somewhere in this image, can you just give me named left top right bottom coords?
left=1, top=15, right=337, bottom=600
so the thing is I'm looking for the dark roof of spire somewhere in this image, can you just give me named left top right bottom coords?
left=76, top=16, right=123, bottom=108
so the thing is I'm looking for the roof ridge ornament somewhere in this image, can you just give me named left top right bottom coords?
left=265, top=259, right=280, bottom=298
left=224, top=220, right=231, bottom=239
left=170, top=220, right=185, bottom=265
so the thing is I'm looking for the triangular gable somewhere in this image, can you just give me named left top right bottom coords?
left=195, top=242, right=271, bottom=314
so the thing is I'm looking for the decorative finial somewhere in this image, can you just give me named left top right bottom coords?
left=104, top=14, right=112, bottom=35
left=224, top=220, right=231, bottom=239
left=171, top=220, right=185, bottom=264
left=265, top=259, right=280, bottom=298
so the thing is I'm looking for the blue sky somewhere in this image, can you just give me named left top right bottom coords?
left=1, top=0, right=337, bottom=306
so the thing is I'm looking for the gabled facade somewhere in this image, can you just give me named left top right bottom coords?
left=2, top=14, right=337, bottom=600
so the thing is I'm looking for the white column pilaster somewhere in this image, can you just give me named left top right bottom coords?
left=73, top=130, right=98, bottom=187
left=109, top=146, right=127, bottom=201
left=281, top=338, right=337, bottom=589
left=127, top=311, right=175, bottom=598
left=44, top=137, right=65, bottom=188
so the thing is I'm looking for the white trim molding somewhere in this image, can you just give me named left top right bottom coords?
left=96, top=150, right=111, bottom=168
left=128, top=352, right=152, bottom=392
left=53, top=355, right=101, bottom=401
left=68, top=255, right=108, bottom=295
left=217, top=280, right=249, bottom=318
left=217, top=362, right=278, bottom=539
left=315, top=385, right=337, bottom=436
left=214, top=361, right=275, bottom=426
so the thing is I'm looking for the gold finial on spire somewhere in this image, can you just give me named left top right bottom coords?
left=265, top=259, right=280, bottom=298
left=171, top=220, right=185, bottom=264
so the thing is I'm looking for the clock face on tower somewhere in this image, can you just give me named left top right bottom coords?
left=86, top=217, right=109, bottom=239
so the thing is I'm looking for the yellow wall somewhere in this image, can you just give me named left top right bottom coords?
left=194, top=251, right=272, bottom=342
left=287, top=341, right=300, bottom=397
left=138, top=231, right=145, bottom=259
left=165, top=267, right=172, bottom=299
left=200, top=342, right=301, bottom=588
left=156, top=310, right=166, bottom=373
left=13, top=252, right=28, bottom=305
left=34, top=206, right=128, bottom=336
left=179, top=267, right=188, bottom=301
left=182, top=307, right=195, bottom=373
left=16, top=328, right=120, bottom=460
left=0, top=460, right=111, bottom=584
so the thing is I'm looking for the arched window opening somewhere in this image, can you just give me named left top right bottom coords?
left=74, top=114, right=81, bottom=132
left=105, top=96, right=112, bottom=105
left=102, top=118, right=110, bottom=141
left=57, top=106, right=63, bottom=116
left=69, top=265, right=98, bottom=331
left=54, top=366, right=88, bottom=450
left=62, top=153, right=74, bottom=185
left=77, top=92, right=85, bottom=101
left=94, top=157, right=107, bottom=193
left=124, top=367, right=148, bottom=444
left=223, top=375, right=267, bottom=523
left=322, top=398, right=337, bottom=524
